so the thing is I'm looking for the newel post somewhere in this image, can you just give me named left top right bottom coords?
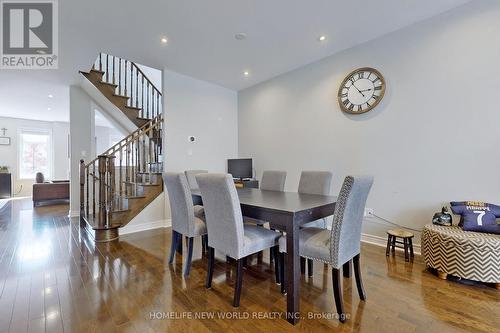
left=98, top=155, right=108, bottom=228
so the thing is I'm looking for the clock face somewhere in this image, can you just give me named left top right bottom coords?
left=338, top=67, right=385, bottom=114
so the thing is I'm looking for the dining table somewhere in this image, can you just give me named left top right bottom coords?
left=191, top=187, right=337, bottom=325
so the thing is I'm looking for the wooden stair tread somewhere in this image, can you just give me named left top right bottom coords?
left=136, top=172, right=162, bottom=175
left=99, top=80, right=118, bottom=88
left=125, top=195, right=146, bottom=199
left=125, top=182, right=161, bottom=186
left=113, top=93, right=130, bottom=99
left=90, top=68, right=105, bottom=74
left=125, top=105, right=142, bottom=111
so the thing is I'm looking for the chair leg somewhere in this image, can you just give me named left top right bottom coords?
left=206, top=247, right=215, bottom=288
left=307, top=259, right=314, bottom=277
left=332, top=268, right=346, bottom=323
left=300, top=257, right=306, bottom=275
left=385, top=235, right=391, bottom=256
left=233, top=258, right=244, bottom=307
left=184, top=237, right=194, bottom=277
left=409, top=238, right=414, bottom=258
left=343, top=260, right=352, bottom=278
left=273, top=246, right=280, bottom=284
left=280, top=253, right=286, bottom=294
left=391, top=236, right=396, bottom=253
left=169, top=231, right=178, bottom=264
left=201, top=235, right=208, bottom=255
left=353, top=254, right=366, bottom=301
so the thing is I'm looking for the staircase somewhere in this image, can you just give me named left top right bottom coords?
left=79, top=53, right=164, bottom=242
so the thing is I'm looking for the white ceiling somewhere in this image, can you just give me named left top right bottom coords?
left=0, top=0, right=472, bottom=122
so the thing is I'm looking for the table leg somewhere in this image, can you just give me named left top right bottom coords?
left=285, top=220, right=300, bottom=324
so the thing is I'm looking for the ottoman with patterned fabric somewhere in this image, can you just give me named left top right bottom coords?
left=422, top=224, right=500, bottom=285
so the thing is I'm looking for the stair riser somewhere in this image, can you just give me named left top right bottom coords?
left=83, top=72, right=145, bottom=125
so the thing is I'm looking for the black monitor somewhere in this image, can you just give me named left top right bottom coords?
left=228, top=158, right=252, bottom=180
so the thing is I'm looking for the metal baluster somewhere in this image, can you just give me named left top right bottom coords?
left=147, top=84, right=150, bottom=119
left=106, top=54, right=109, bottom=82
left=118, top=58, right=122, bottom=95
left=136, top=67, right=139, bottom=108
left=99, top=53, right=102, bottom=72
left=80, top=160, right=85, bottom=216
left=119, top=145, right=123, bottom=198
left=112, top=56, right=115, bottom=85
left=124, top=60, right=128, bottom=104
left=142, top=132, right=146, bottom=177
left=86, top=165, right=89, bottom=217
left=92, top=163, right=96, bottom=219
left=125, top=140, right=130, bottom=195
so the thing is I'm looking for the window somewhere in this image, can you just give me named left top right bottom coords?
left=19, top=130, right=52, bottom=179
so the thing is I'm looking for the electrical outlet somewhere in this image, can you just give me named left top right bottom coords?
left=364, top=208, right=374, bottom=217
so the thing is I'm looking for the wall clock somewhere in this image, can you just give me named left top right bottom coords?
left=338, top=67, right=386, bottom=114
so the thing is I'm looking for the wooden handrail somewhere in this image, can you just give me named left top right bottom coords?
left=85, top=113, right=162, bottom=167
left=129, top=60, right=162, bottom=97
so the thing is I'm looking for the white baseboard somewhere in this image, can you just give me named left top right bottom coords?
left=69, top=210, right=80, bottom=217
left=361, top=232, right=421, bottom=255
left=120, top=219, right=171, bottom=235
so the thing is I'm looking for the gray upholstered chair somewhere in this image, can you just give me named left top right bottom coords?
left=298, top=170, right=333, bottom=276
left=244, top=170, right=287, bottom=277
left=278, top=175, right=374, bottom=322
left=184, top=170, right=208, bottom=191
left=163, top=172, right=208, bottom=276
left=260, top=170, right=287, bottom=191
left=195, top=173, right=281, bottom=307
left=244, top=170, right=287, bottom=226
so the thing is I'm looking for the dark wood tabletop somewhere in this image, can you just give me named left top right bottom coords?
left=191, top=188, right=337, bottom=324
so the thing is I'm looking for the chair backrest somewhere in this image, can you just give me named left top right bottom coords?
left=298, top=171, right=333, bottom=195
left=260, top=170, right=287, bottom=191
left=184, top=170, right=208, bottom=190
left=163, top=172, right=196, bottom=236
left=195, top=173, right=245, bottom=259
left=329, top=176, right=374, bottom=268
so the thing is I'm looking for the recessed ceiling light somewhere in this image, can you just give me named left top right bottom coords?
left=243, top=71, right=250, bottom=77
left=160, top=37, right=168, bottom=44
left=48, top=94, right=53, bottom=98
left=47, top=107, right=51, bottom=111
left=318, top=35, right=327, bottom=42
left=235, top=33, right=247, bottom=41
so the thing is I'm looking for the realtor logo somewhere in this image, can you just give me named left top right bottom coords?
left=1, top=0, right=58, bottom=69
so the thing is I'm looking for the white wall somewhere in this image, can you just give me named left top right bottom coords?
left=69, top=86, right=94, bottom=216
left=238, top=0, right=500, bottom=243
left=0, top=116, right=69, bottom=197
left=117, top=69, right=238, bottom=231
left=163, top=69, right=238, bottom=173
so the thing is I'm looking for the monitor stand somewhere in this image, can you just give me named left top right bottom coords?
left=233, top=178, right=259, bottom=189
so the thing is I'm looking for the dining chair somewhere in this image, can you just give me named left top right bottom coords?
left=298, top=170, right=333, bottom=276
left=184, top=170, right=208, bottom=191
left=163, top=172, right=208, bottom=277
left=196, top=173, right=281, bottom=307
left=244, top=170, right=286, bottom=278
left=260, top=170, right=287, bottom=191
left=244, top=170, right=287, bottom=226
left=278, top=175, right=374, bottom=322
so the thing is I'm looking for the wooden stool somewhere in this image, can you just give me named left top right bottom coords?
left=386, top=229, right=414, bottom=262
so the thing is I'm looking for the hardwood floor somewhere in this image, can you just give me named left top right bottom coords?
left=0, top=198, right=498, bottom=333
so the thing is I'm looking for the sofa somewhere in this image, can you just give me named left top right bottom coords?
left=32, top=175, right=70, bottom=206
